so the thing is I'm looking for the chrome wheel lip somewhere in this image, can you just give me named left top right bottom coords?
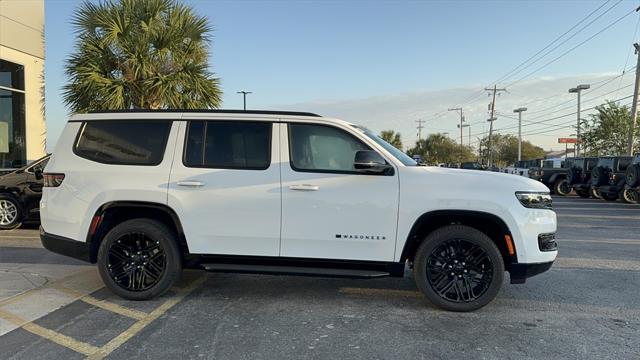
left=0, top=200, right=18, bottom=226
left=425, top=238, right=494, bottom=303
left=107, top=232, right=166, bottom=292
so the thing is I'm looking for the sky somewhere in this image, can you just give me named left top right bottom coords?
left=44, top=0, right=640, bottom=152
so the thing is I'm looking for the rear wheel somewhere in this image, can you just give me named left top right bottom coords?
left=413, top=225, right=504, bottom=312
left=97, top=218, right=182, bottom=300
left=0, top=194, right=23, bottom=230
left=554, top=178, right=571, bottom=196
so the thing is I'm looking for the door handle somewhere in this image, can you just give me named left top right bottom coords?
left=289, top=184, right=319, bottom=191
left=177, top=181, right=205, bottom=187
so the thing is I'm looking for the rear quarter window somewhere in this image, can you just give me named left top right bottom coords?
left=74, top=120, right=172, bottom=165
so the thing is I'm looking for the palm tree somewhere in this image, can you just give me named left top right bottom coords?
left=63, top=0, right=221, bottom=112
left=380, top=130, right=403, bottom=150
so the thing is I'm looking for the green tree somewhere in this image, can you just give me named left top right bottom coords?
left=407, top=133, right=475, bottom=165
left=64, top=0, right=221, bottom=112
left=379, top=130, right=403, bottom=150
left=580, top=101, right=640, bottom=156
left=479, top=134, right=545, bottom=167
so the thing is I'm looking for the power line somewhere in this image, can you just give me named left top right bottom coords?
left=506, top=5, right=640, bottom=88
left=498, top=0, right=623, bottom=86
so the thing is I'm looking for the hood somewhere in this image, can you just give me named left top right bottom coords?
left=403, top=166, right=550, bottom=193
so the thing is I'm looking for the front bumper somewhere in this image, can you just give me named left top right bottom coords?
left=572, top=183, right=590, bottom=192
left=508, top=261, right=554, bottom=284
left=597, top=184, right=622, bottom=197
left=40, top=227, right=92, bottom=263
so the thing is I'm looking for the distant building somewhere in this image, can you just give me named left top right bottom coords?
left=0, top=0, right=46, bottom=169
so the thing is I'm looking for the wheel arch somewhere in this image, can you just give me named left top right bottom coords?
left=400, top=210, right=516, bottom=266
left=87, top=201, right=190, bottom=263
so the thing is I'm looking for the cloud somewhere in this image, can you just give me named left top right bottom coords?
left=275, top=72, right=632, bottom=151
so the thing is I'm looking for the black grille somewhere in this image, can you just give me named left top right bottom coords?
left=538, top=233, right=557, bottom=251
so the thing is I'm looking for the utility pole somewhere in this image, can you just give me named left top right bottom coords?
left=513, top=107, right=528, bottom=161
left=415, top=119, right=425, bottom=142
left=448, top=108, right=464, bottom=147
left=628, top=43, right=640, bottom=155
left=568, top=84, right=590, bottom=156
left=487, top=117, right=497, bottom=167
left=237, top=90, right=252, bottom=110
left=484, top=85, right=506, bottom=167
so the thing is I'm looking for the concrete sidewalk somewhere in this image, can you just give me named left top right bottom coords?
left=0, top=230, right=101, bottom=336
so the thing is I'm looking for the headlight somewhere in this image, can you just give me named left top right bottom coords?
left=515, top=192, right=552, bottom=209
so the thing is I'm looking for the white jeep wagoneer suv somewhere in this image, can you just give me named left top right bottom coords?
left=40, top=110, right=557, bottom=311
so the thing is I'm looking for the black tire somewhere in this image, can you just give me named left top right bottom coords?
left=554, top=178, right=571, bottom=196
left=97, top=218, right=182, bottom=300
left=0, top=193, right=23, bottom=230
left=576, top=190, right=590, bottom=198
left=413, top=225, right=504, bottom=312
left=591, top=187, right=603, bottom=199
left=625, top=164, right=640, bottom=187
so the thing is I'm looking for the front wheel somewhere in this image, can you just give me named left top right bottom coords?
left=554, top=179, right=571, bottom=196
left=413, top=225, right=504, bottom=312
left=623, top=189, right=639, bottom=204
left=591, top=187, right=602, bottom=199
left=97, top=218, right=182, bottom=300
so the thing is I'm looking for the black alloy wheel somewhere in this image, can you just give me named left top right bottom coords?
left=413, top=225, right=504, bottom=312
left=97, top=218, right=182, bottom=300
left=426, top=239, right=493, bottom=303
left=107, top=232, right=166, bottom=292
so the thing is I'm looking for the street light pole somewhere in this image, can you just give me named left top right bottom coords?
left=448, top=108, right=464, bottom=147
left=237, top=90, right=252, bottom=110
left=569, top=84, right=590, bottom=156
left=627, top=43, right=640, bottom=155
left=513, top=107, right=528, bottom=161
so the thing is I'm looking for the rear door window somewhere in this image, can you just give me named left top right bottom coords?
left=74, top=120, right=172, bottom=165
left=617, top=157, right=631, bottom=171
left=183, top=121, right=271, bottom=170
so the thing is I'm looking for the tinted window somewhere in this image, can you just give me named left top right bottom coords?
left=618, top=157, right=631, bottom=171
left=184, top=121, right=271, bottom=169
left=74, top=121, right=171, bottom=165
left=586, top=159, right=598, bottom=170
left=597, top=158, right=614, bottom=169
left=289, top=124, right=370, bottom=173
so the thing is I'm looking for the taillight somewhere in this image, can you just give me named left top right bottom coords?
left=43, top=173, right=65, bottom=187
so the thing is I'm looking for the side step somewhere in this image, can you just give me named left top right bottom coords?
left=201, top=263, right=390, bottom=279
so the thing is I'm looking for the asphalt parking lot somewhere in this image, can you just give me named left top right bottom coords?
left=0, top=197, right=639, bottom=360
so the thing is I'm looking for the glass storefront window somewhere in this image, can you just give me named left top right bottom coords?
left=0, top=60, right=27, bottom=168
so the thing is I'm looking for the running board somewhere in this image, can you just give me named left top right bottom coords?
left=201, top=263, right=390, bottom=278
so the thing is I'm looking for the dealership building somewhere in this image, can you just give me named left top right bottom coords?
left=0, top=0, right=46, bottom=169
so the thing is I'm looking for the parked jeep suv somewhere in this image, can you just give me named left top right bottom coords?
left=567, top=157, right=599, bottom=198
left=591, top=156, right=633, bottom=201
left=40, top=110, right=557, bottom=312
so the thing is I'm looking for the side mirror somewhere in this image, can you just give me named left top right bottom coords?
left=354, top=150, right=393, bottom=175
left=34, top=168, right=43, bottom=180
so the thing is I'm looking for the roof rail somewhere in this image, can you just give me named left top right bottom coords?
left=86, top=109, right=321, bottom=117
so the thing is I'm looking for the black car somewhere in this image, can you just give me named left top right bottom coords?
left=567, top=157, right=599, bottom=198
left=0, top=154, right=50, bottom=229
left=591, top=156, right=633, bottom=201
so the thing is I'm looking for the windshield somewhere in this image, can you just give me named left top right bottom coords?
left=352, top=125, right=417, bottom=166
